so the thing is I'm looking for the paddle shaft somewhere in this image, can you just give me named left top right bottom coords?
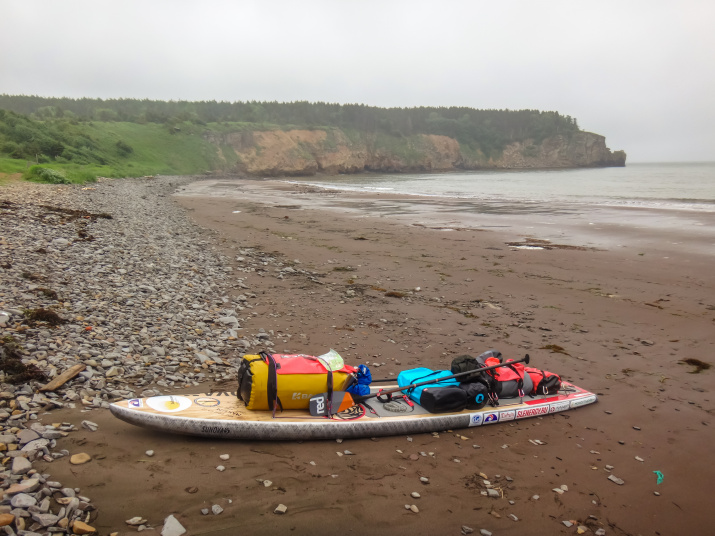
left=356, top=354, right=530, bottom=404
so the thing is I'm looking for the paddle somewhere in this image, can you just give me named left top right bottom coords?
left=309, top=354, right=530, bottom=416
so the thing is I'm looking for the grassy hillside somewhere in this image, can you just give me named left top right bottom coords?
left=0, top=110, right=222, bottom=183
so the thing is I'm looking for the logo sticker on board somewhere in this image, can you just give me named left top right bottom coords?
left=484, top=413, right=500, bottom=424
left=570, top=395, right=597, bottom=409
left=146, top=395, right=192, bottom=413
left=469, top=413, right=483, bottom=427
left=129, top=399, right=143, bottom=408
left=194, top=397, right=221, bottom=407
left=515, top=406, right=549, bottom=418
left=549, top=401, right=570, bottom=413
left=499, top=410, right=516, bottom=422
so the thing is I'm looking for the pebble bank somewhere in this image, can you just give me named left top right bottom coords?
left=0, top=175, right=269, bottom=534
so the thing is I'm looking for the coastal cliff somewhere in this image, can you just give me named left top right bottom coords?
left=208, top=129, right=626, bottom=177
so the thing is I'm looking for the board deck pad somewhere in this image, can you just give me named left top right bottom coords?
left=110, top=382, right=597, bottom=440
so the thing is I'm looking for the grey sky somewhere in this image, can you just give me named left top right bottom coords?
left=2, top=0, right=714, bottom=162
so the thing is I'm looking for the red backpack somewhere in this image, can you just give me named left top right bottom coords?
left=484, top=358, right=533, bottom=399
left=524, top=366, right=562, bottom=395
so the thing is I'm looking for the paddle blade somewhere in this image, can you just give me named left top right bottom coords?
left=309, top=391, right=356, bottom=416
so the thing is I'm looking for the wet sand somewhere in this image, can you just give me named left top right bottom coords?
left=46, top=177, right=714, bottom=535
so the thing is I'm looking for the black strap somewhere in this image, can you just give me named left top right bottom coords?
left=403, top=371, right=444, bottom=396
left=314, top=356, right=334, bottom=415
left=261, top=352, right=282, bottom=418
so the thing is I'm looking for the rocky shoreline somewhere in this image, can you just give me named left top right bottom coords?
left=0, top=176, right=275, bottom=534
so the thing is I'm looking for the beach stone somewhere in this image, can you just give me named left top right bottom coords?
left=461, top=527, right=474, bottom=535
left=212, top=505, right=223, bottom=515
left=411, top=492, right=420, bottom=498
left=10, top=493, right=37, bottom=508
left=81, top=420, right=98, bottom=432
left=126, top=517, right=147, bottom=525
left=479, top=530, right=492, bottom=536
left=11, top=456, right=32, bottom=475
left=146, top=450, right=155, bottom=457
left=0, top=434, right=18, bottom=444
left=274, top=504, right=288, bottom=515
left=0, top=514, right=14, bottom=527
left=32, top=512, right=59, bottom=527
left=72, top=520, right=97, bottom=534
left=70, top=453, right=91, bottom=465
left=17, top=429, right=40, bottom=445
left=201, top=509, right=209, bottom=515
left=216, top=465, right=226, bottom=472
left=409, top=505, right=419, bottom=513
left=161, top=514, right=186, bottom=536
left=420, top=477, right=429, bottom=483
left=608, top=474, right=625, bottom=485
left=487, top=489, right=500, bottom=498
left=219, top=454, right=230, bottom=460
left=5, top=478, right=40, bottom=495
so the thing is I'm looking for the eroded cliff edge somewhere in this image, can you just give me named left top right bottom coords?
left=207, top=129, right=626, bottom=176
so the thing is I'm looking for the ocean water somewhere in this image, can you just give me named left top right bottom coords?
left=277, top=162, right=715, bottom=256
left=286, top=162, right=715, bottom=213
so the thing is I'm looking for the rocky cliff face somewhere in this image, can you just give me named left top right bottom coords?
left=208, top=129, right=625, bottom=176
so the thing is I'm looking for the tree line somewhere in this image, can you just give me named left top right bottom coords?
left=0, top=94, right=580, bottom=158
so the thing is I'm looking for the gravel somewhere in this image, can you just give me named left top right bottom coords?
left=0, top=175, right=283, bottom=534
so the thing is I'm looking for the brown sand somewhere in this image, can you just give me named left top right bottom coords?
left=40, top=179, right=714, bottom=535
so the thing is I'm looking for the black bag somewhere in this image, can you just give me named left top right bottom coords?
left=450, top=350, right=502, bottom=382
left=459, top=382, right=489, bottom=409
left=419, top=386, right=468, bottom=413
left=450, top=354, right=484, bottom=382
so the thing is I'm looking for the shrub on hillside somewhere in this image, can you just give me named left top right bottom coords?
left=116, top=140, right=134, bottom=156
left=26, top=165, right=70, bottom=184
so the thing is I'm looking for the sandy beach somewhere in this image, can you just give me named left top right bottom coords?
left=169, top=177, right=713, bottom=535
left=2, top=175, right=714, bottom=536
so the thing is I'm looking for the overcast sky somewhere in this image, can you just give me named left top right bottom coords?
left=2, top=0, right=714, bottom=162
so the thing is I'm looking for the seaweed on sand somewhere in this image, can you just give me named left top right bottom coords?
left=0, top=336, right=46, bottom=384
left=540, top=344, right=571, bottom=356
left=679, top=358, right=711, bottom=374
left=23, top=308, right=66, bottom=326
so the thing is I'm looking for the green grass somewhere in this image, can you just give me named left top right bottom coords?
left=1, top=121, right=225, bottom=184
left=81, top=122, right=219, bottom=176
left=0, top=157, right=27, bottom=174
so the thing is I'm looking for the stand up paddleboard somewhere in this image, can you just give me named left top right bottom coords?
left=109, top=382, right=597, bottom=441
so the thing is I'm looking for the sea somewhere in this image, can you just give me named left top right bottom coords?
left=285, top=162, right=715, bottom=213
left=280, top=162, right=715, bottom=256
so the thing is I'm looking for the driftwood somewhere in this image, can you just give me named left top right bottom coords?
left=39, top=363, right=86, bottom=392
